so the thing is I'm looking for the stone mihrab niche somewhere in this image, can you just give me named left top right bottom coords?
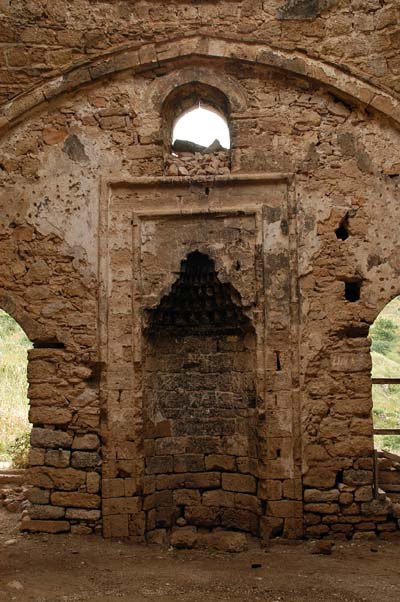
left=100, top=176, right=301, bottom=545
left=143, top=252, right=259, bottom=544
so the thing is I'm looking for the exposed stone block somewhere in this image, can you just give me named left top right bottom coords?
left=51, top=492, right=101, bottom=509
left=205, top=454, right=235, bottom=471
left=72, top=434, right=100, bottom=450
left=184, top=472, right=221, bottom=489
left=268, top=500, right=303, bottom=518
left=146, top=456, right=173, bottom=474
left=65, top=508, right=101, bottom=521
left=26, top=487, right=50, bottom=505
left=202, top=489, right=235, bottom=507
left=71, top=451, right=101, bottom=469
left=103, top=514, right=129, bottom=538
left=30, top=428, right=73, bottom=449
left=184, top=505, right=220, bottom=527
left=21, top=520, right=70, bottom=534
left=103, top=497, right=141, bottom=515
left=170, top=526, right=197, bottom=549
left=44, top=449, right=70, bottom=468
left=102, top=478, right=125, bottom=498
left=173, top=489, right=201, bottom=505
left=29, top=504, right=66, bottom=520
left=304, top=489, right=340, bottom=503
left=222, top=473, right=257, bottom=493
left=174, top=454, right=205, bottom=473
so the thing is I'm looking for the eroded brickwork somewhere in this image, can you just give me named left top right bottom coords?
left=0, top=2, right=400, bottom=546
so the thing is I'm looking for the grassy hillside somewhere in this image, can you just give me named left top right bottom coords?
left=0, top=310, right=32, bottom=463
left=371, top=296, right=400, bottom=453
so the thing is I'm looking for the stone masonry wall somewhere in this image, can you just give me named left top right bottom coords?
left=0, top=4, right=400, bottom=541
left=0, top=1, right=399, bottom=104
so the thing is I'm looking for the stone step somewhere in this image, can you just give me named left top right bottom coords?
left=0, top=471, right=26, bottom=486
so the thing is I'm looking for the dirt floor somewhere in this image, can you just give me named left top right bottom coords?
left=0, top=508, right=399, bottom=602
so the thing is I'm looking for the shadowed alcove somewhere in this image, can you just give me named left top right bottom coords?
left=142, top=252, right=260, bottom=541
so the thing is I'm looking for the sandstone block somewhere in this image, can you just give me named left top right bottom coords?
left=103, top=514, right=129, bottom=538
left=173, top=489, right=201, bottom=505
left=305, top=524, right=330, bottom=537
left=260, top=516, right=284, bottom=539
left=156, top=474, right=185, bottom=490
left=202, top=489, right=234, bottom=507
left=343, top=469, right=372, bottom=487
left=71, top=525, right=93, bottom=535
left=205, top=454, right=235, bottom=471
left=143, top=490, right=173, bottom=511
left=65, top=508, right=101, bottom=520
left=184, top=505, right=220, bottom=527
left=258, top=479, right=282, bottom=500
left=29, top=467, right=86, bottom=491
left=171, top=526, right=197, bottom=549
left=51, top=492, right=100, bottom=509
left=174, top=454, right=205, bottom=473
left=220, top=508, right=259, bottom=534
left=267, top=500, right=303, bottom=518
left=103, top=478, right=125, bottom=498
left=30, top=428, right=73, bottom=449
left=283, top=479, right=303, bottom=500
left=146, top=456, right=173, bottom=474
left=304, top=489, right=340, bottom=503
left=222, top=473, right=256, bottom=493
left=29, top=504, right=65, bottom=520
left=304, top=503, right=339, bottom=514
left=354, top=486, right=373, bottom=502
left=103, top=497, right=141, bottom=515
left=185, top=472, right=220, bottom=489
left=72, top=434, right=100, bottom=450
left=87, top=472, right=101, bottom=494
left=361, top=498, right=393, bottom=516
left=339, top=492, right=354, bottom=505
left=71, top=451, right=101, bottom=469
left=29, top=447, right=45, bottom=466
left=29, top=407, right=72, bottom=426
left=206, top=530, right=248, bottom=552
left=146, top=529, right=168, bottom=545
left=235, top=493, right=262, bottom=514
left=26, top=487, right=50, bottom=505
left=303, top=468, right=337, bottom=489
left=44, top=449, right=70, bottom=468
left=21, top=520, right=70, bottom=534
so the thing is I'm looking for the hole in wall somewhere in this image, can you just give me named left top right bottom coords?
left=335, top=215, right=350, bottom=240
left=276, top=351, right=281, bottom=371
left=345, top=281, right=361, bottom=302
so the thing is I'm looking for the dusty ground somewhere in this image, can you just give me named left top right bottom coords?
left=0, top=508, right=399, bottom=602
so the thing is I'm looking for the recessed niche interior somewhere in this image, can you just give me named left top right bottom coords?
left=142, top=252, right=259, bottom=539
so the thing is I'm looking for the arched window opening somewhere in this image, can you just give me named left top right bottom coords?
left=0, top=310, right=32, bottom=470
left=162, top=82, right=231, bottom=177
left=172, top=106, right=230, bottom=153
left=370, top=296, right=400, bottom=455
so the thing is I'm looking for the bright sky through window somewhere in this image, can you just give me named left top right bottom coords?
left=172, top=106, right=230, bottom=148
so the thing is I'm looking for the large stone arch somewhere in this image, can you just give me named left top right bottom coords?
left=0, top=35, right=399, bottom=137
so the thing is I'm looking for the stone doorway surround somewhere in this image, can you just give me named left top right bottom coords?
left=99, top=173, right=302, bottom=541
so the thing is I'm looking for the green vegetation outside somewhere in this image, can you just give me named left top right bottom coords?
left=370, top=296, right=400, bottom=453
left=0, top=310, right=32, bottom=464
